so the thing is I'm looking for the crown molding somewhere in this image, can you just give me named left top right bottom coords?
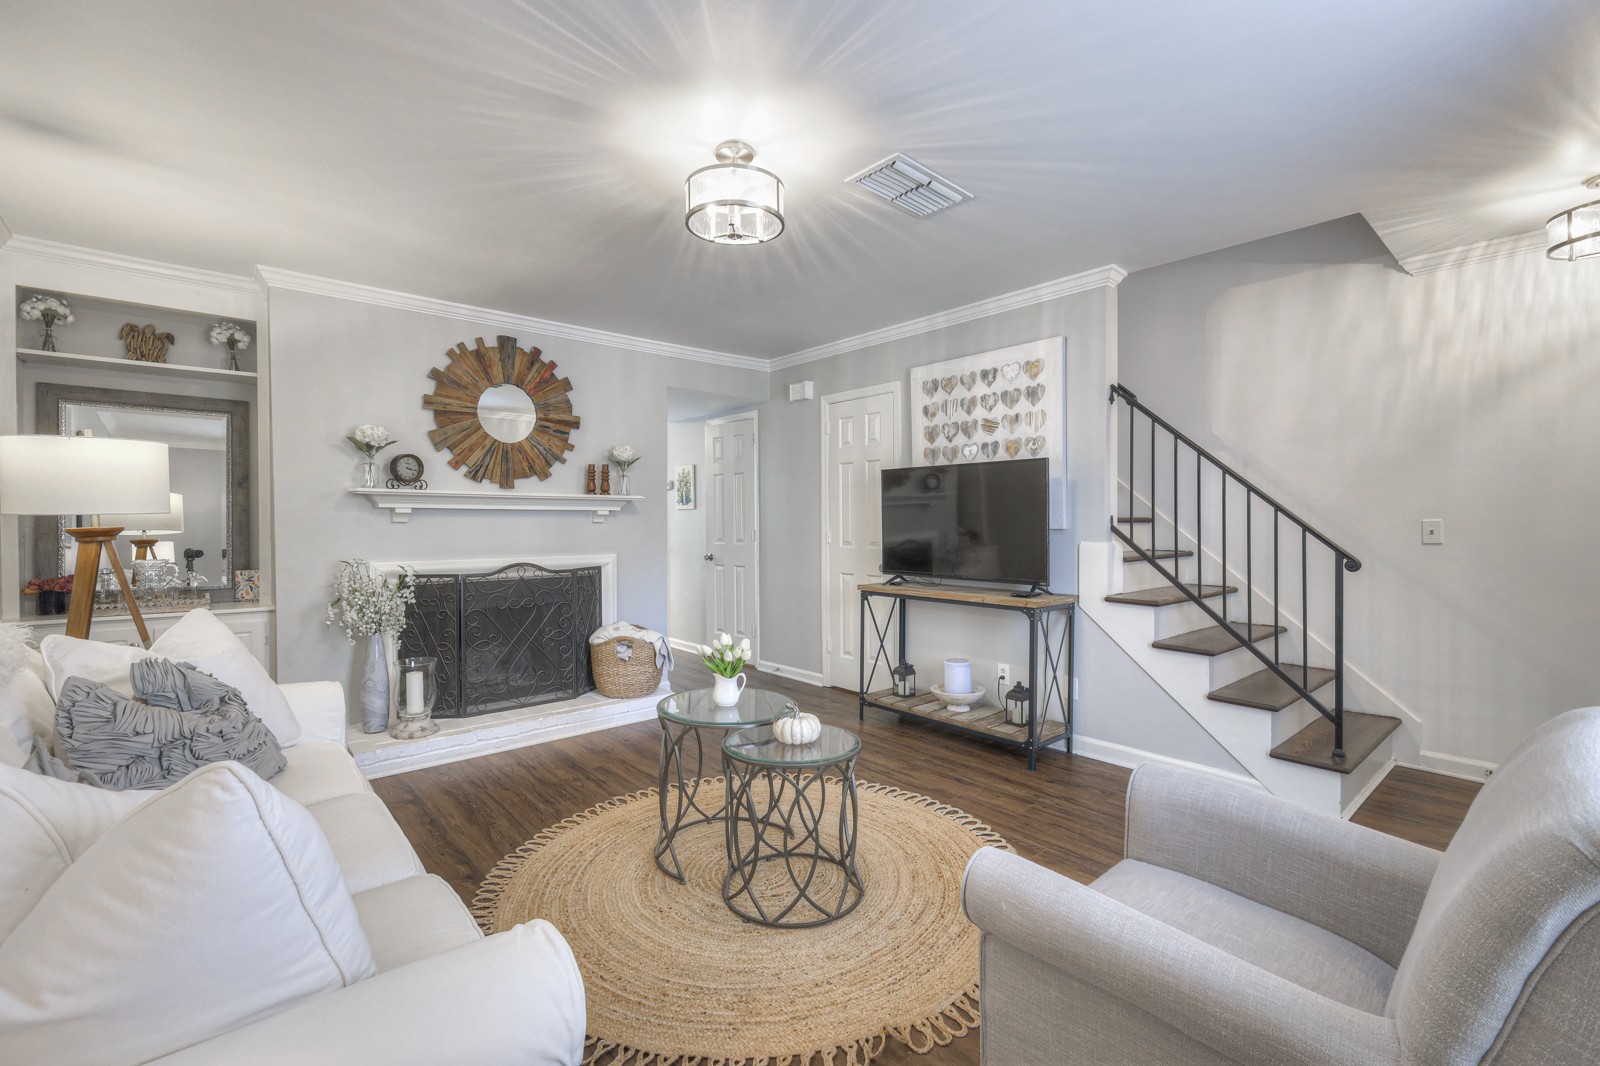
left=1397, top=230, right=1546, bottom=276
left=255, top=265, right=766, bottom=371
left=0, top=235, right=259, bottom=295
left=770, top=263, right=1127, bottom=370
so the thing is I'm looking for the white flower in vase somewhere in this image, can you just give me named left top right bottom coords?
left=18, top=294, right=73, bottom=352
left=209, top=322, right=253, bottom=371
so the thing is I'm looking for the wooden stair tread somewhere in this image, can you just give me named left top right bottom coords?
left=1270, top=712, right=1401, bottom=773
left=1122, top=548, right=1194, bottom=562
left=1105, top=583, right=1236, bottom=607
left=1115, top=515, right=1152, bottom=523
left=1152, top=624, right=1286, bottom=657
left=1208, top=666, right=1335, bottom=710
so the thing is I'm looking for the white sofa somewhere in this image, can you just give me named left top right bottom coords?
left=1, top=642, right=586, bottom=1066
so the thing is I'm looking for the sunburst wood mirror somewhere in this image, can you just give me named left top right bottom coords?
left=423, top=335, right=579, bottom=488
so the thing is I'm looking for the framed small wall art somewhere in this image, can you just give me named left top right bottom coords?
left=673, top=464, right=697, bottom=509
left=908, top=337, right=1067, bottom=527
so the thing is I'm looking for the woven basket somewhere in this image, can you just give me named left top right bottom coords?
left=590, top=627, right=664, bottom=698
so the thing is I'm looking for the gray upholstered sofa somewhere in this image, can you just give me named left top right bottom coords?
left=963, top=706, right=1600, bottom=1065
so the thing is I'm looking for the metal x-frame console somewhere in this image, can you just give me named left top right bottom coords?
left=857, top=583, right=1077, bottom=771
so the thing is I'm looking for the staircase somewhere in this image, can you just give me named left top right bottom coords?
left=1084, top=386, right=1406, bottom=816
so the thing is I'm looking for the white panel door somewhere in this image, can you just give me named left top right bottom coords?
left=822, top=386, right=900, bottom=689
left=705, top=415, right=758, bottom=657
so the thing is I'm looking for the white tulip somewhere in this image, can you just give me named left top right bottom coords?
left=699, top=644, right=714, bottom=656
left=739, top=638, right=751, bottom=655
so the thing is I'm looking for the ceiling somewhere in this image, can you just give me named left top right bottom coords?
left=3, top=0, right=1598, bottom=359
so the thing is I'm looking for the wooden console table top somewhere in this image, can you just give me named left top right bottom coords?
left=858, top=582, right=1078, bottom=610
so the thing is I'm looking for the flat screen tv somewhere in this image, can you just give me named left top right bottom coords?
left=880, top=458, right=1049, bottom=585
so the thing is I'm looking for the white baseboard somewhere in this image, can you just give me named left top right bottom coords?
left=1339, top=757, right=1397, bottom=820
left=668, top=637, right=702, bottom=657
left=1403, top=750, right=1497, bottom=783
left=756, top=659, right=827, bottom=688
left=1072, top=735, right=1265, bottom=791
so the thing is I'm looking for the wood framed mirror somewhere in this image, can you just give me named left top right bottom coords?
left=33, top=383, right=252, bottom=595
left=423, top=335, right=579, bottom=488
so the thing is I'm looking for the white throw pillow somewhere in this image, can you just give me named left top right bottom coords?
left=0, top=655, right=57, bottom=754
left=0, top=765, right=148, bottom=940
left=0, top=761, right=376, bottom=1066
left=40, top=609, right=301, bottom=746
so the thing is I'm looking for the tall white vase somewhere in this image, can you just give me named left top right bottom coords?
left=360, top=634, right=390, bottom=733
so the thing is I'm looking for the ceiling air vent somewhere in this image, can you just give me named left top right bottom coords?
left=847, top=154, right=973, bottom=218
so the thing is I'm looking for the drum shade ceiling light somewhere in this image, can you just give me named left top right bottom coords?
left=685, top=140, right=784, bottom=245
left=1546, top=174, right=1600, bottom=261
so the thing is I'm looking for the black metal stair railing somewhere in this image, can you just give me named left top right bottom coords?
left=1109, top=385, right=1361, bottom=759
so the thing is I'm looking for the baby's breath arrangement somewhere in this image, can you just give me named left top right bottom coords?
left=326, top=559, right=414, bottom=642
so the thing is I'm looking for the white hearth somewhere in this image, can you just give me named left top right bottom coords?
left=354, top=553, right=664, bottom=778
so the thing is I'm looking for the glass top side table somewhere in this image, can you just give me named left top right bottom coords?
left=654, top=686, right=798, bottom=883
left=721, top=723, right=865, bottom=928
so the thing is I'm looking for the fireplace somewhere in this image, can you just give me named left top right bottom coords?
left=397, top=562, right=602, bottom=718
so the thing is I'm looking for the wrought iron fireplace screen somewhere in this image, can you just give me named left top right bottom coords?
left=398, top=562, right=601, bottom=718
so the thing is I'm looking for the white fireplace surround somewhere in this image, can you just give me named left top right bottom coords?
left=349, top=553, right=666, bottom=777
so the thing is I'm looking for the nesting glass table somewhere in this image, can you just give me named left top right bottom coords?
left=653, top=687, right=798, bottom=883
left=721, top=723, right=864, bottom=928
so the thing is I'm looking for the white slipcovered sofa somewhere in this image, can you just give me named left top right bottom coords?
left=0, top=619, right=585, bottom=1066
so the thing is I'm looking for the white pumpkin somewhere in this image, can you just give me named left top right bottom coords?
left=772, top=711, right=822, bottom=745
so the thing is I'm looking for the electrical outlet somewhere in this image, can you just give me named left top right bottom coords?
left=996, top=663, right=1012, bottom=687
left=1421, top=519, right=1444, bottom=545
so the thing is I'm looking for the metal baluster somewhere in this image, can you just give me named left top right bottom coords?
left=1195, top=448, right=1202, bottom=588
left=1148, top=418, right=1155, bottom=542
left=1172, top=431, right=1179, bottom=567
left=1273, top=510, right=1280, bottom=666
left=1301, top=527, right=1309, bottom=692
left=1221, top=472, right=1228, bottom=624
left=1127, top=395, right=1135, bottom=524
left=1246, top=491, right=1253, bottom=634
left=1334, top=560, right=1346, bottom=760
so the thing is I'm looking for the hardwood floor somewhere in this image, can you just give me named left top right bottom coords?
left=373, top=662, right=1479, bottom=1066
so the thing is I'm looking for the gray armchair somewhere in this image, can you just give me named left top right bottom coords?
left=962, top=706, right=1600, bottom=1066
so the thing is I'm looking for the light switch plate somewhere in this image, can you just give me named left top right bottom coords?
left=1421, top=519, right=1444, bottom=545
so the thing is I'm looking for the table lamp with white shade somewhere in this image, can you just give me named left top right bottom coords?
left=0, top=434, right=170, bottom=646
left=102, top=493, right=185, bottom=562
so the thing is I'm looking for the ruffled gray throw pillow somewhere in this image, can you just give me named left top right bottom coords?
left=55, top=657, right=287, bottom=790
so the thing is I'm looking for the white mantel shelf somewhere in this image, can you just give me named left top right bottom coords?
left=349, top=487, right=643, bottom=523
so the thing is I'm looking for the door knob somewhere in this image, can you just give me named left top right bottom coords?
left=704, top=554, right=715, bottom=561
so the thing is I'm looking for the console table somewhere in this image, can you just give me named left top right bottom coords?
left=857, top=583, right=1076, bottom=770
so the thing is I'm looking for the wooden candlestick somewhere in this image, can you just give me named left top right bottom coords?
left=586, top=464, right=597, bottom=495
left=599, top=463, right=611, bottom=495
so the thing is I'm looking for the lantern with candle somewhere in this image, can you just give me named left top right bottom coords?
left=1003, top=682, right=1033, bottom=728
left=892, top=660, right=917, bottom=698
left=392, top=656, right=439, bottom=740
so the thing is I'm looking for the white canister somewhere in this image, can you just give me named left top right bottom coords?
left=943, top=658, right=972, bottom=696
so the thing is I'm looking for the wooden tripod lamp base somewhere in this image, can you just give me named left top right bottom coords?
left=66, top=527, right=151, bottom=647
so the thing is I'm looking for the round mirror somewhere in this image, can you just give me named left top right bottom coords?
left=477, top=383, right=538, bottom=443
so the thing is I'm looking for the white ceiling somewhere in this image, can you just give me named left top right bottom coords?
left=3, top=0, right=1598, bottom=359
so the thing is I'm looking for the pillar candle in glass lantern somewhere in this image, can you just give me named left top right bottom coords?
left=1003, top=682, right=1032, bottom=727
left=892, top=660, right=917, bottom=698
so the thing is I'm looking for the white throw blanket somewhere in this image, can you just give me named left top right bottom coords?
left=588, top=622, right=674, bottom=673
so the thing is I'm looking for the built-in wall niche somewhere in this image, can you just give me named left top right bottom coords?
left=14, top=286, right=258, bottom=380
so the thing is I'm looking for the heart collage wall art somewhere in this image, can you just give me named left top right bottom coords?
left=907, top=337, right=1067, bottom=527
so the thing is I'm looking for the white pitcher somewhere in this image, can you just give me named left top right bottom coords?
left=712, top=672, right=747, bottom=707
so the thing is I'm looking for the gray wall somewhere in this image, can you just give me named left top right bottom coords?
left=1118, top=215, right=1600, bottom=766
left=265, top=287, right=766, bottom=711
left=665, top=418, right=705, bottom=643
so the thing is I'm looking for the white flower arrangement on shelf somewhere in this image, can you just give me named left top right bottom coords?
left=345, top=424, right=396, bottom=459
left=208, top=322, right=252, bottom=349
left=18, top=294, right=73, bottom=324
left=698, top=632, right=751, bottom=678
left=608, top=444, right=640, bottom=473
left=326, top=559, right=414, bottom=642
left=18, top=294, right=73, bottom=351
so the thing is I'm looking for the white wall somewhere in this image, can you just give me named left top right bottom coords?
left=265, top=285, right=766, bottom=714
left=1118, top=215, right=1600, bottom=767
left=666, top=419, right=705, bottom=643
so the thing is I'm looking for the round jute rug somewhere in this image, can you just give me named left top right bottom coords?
left=471, top=779, right=1010, bottom=1066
